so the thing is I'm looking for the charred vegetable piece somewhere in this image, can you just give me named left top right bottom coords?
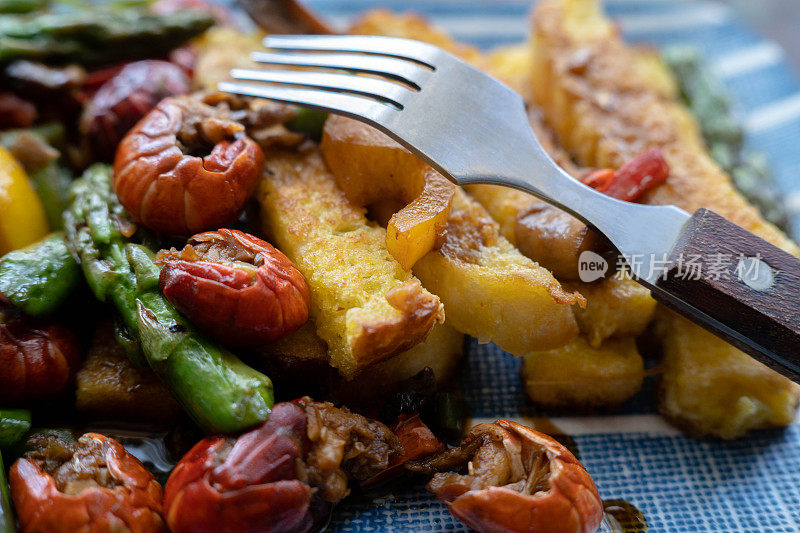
left=64, top=164, right=274, bottom=433
left=431, top=391, right=467, bottom=444
left=380, top=367, right=438, bottom=422
left=0, top=233, right=81, bottom=317
left=409, top=419, right=603, bottom=533
left=75, top=320, right=183, bottom=422
left=0, top=305, right=81, bottom=403
left=286, top=108, right=328, bottom=141
left=156, top=229, right=310, bottom=348
left=165, top=398, right=402, bottom=533
left=0, top=453, right=15, bottom=533
left=0, top=410, right=31, bottom=449
left=0, top=8, right=213, bottom=66
left=114, top=95, right=265, bottom=234
left=582, top=149, right=670, bottom=202
left=9, top=432, right=166, bottom=532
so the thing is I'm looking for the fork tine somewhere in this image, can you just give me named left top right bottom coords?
left=263, top=35, right=442, bottom=68
left=217, top=81, right=394, bottom=124
left=250, top=51, right=431, bottom=89
left=230, top=69, right=412, bottom=107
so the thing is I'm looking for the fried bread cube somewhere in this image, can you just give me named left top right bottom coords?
left=529, top=0, right=800, bottom=437
left=76, top=321, right=182, bottom=421
left=521, top=335, right=644, bottom=409
left=349, top=9, right=485, bottom=66
left=413, top=187, right=582, bottom=355
left=192, top=28, right=265, bottom=91
left=259, top=147, right=444, bottom=378
left=565, top=276, right=655, bottom=347
left=258, top=320, right=463, bottom=401
left=343, top=322, right=464, bottom=401
left=656, top=309, right=799, bottom=439
left=486, top=44, right=532, bottom=96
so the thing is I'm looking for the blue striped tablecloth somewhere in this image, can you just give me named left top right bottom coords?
left=301, top=1, right=800, bottom=531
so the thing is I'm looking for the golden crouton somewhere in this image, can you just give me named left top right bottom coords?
left=343, top=323, right=464, bottom=401
left=522, top=335, right=644, bottom=409
left=258, top=319, right=463, bottom=401
left=258, top=147, right=444, bottom=378
left=192, top=28, right=265, bottom=91
left=76, top=322, right=182, bottom=421
left=565, top=276, right=656, bottom=347
left=413, top=188, right=581, bottom=355
left=486, top=44, right=533, bottom=96
left=257, top=322, right=332, bottom=392
left=349, top=10, right=485, bottom=67
left=656, top=309, right=799, bottom=439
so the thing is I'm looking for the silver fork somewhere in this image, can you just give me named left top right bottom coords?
left=220, top=34, right=800, bottom=381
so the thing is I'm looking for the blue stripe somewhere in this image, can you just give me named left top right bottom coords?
left=725, top=64, right=800, bottom=112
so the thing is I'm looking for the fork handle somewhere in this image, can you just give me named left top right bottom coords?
left=653, top=208, right=800, bottom=382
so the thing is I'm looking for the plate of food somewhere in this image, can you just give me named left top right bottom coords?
left=1, top=0, right=799, bottom=531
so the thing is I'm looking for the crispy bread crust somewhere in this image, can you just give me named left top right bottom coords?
left=259, top=147, right=443, bottom=378
left=531, top=0, right=796, bottom=253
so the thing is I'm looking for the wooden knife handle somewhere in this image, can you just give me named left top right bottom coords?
left=654, top=208, right=800, bottom=382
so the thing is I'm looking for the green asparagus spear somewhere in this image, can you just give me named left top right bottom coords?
left=0, top=453, right=15, bottom=533
left=286, top=108, right=328, bottom=141
left=0, top=233, right=81, bottom=317
left=430, top=391, right=466, bottom=444
left=0, top=410, right=30, bottom=449
left=0, top=8, right=214, bottom=65
left=64, top=164, right=274, bottom=433
left=0, top=0, right=45, bottom=14
left=27, top=163, right=73, bottom=231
